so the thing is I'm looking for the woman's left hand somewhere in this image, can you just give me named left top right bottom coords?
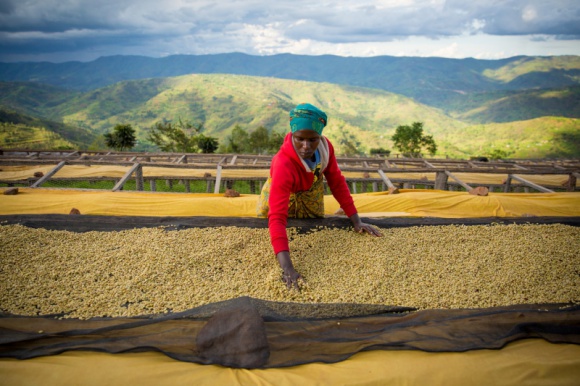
left=354, top=222, right=382, bottom=236
left=350, top=213, right=382, bottom=237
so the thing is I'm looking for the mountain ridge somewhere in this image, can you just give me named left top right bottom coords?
left=1, top=53, right=579, bottom=111
left=1, top=74, right=578, bottom=158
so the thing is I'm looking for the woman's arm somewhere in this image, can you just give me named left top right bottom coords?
left=276, top=251, right=302, bottom=290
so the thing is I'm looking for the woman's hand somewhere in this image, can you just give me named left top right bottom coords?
left=349, top=213, right=383, bottom=237
left=276, top=251, right=303, bottom=290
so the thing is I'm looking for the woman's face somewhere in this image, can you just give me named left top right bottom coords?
left=292, top=129, right=321, bottom=160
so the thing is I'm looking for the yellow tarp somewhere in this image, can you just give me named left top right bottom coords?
left=1, top=165, right=576, bottom=187
left=1, top=187, right=579, bottom=385
left=1, top=339, right=579, bottom=386
left=1, top=188, right=579, bottom=218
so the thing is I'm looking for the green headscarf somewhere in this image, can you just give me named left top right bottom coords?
left=289, top=103, right=328, bottom=135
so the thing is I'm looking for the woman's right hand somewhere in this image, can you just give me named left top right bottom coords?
left=277, top=251, right=303, bottom=290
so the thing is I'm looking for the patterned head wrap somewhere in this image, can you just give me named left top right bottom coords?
left=289, top=103, right=328, bottom=135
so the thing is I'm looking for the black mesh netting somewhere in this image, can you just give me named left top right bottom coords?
left=1, top=298, right=579, bottom=368
left=1, top=215, right=579, bottom=368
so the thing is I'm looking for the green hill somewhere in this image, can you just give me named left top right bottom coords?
left=445, top=86, right=580, bottom=123
left=1, top=54, right=579, bottom=116
left=55, top=74, right=467, bottom=155
left=0, top=82, right=80, bottom=118
left=0, top=106, right=97, bottom=149
left=447, top=117, right=580, bottom=159
left=0, top=74, right=578, bottom=159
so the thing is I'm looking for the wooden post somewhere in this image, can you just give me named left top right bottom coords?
left=113, top=163, right=141, bottom=192
left=504, top=175, right=513, bottom=193
left=434, top=171, right=449, bottom=190
left=214, top=165, right=223, bottom=194
left=445, top=170, right=473, bottom=191
left=566, top=173, right=577, bottom=192
left=377, top=170, right=396, bottom=190
left=510, top=174, right=554, bottom=193
left=64, top=151, right=79, bottom=158
left=184, top=180, right=190, bottom=193
left=135, top=164, right=143, bottom=191
left=150, top=180, right=157, bottom=192
left=31, top=161, right=66, bottom=188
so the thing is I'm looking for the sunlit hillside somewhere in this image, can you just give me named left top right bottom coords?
left=1, top=74, right=578, bottom=158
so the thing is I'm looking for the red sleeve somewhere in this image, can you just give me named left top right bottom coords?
left=323, top=140, right=357, bottom=217
left=268, top=157, right=293, bottom=254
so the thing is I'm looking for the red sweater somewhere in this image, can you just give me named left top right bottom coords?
left=268, top=133, right=357, bottom=254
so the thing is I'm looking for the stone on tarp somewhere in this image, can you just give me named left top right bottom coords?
left=468, top=187, right=489, bottom=196
left=69, top=208, right=81, bottom=215
left=196, top=297, right=269, bottom=368
left=3, top=187, right=18, bottom=195
left=224, top=189, right=240, bottom=197
left=33, top=172, right=44, bottom=178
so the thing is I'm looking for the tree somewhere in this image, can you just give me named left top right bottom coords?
left=147, top=120, right=218, bottom=153
left=220, top=125, right=285, bottom=154
left=487, top=148, right=511, bottom=160
left=197, top=134, right=219, bottom=153
left=268, top=131, right=285, bottom=153
left=249, top=126, right=270, bottom=154
left=370, top=148, right=391, bottom=157
left=104, top=124, right=136, bottom=151
left=222, top=125, right=251, bottom=153
left=391, top=122, right=437, bottom=158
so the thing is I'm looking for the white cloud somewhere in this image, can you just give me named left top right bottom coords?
left=0, top=0, right=579, bottom=62
left=522, top=6, right=538, bottom=22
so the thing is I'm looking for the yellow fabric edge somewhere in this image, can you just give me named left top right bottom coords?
left=1, top=339, right=579, bottom=386
left=1, top=188, right=579, bottom=218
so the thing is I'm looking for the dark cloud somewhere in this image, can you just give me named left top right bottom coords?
left=0, top=0, right=578, bottom=62
left=0, top=0, right=17, bottom=14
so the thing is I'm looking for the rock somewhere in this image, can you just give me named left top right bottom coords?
left=69, top=208, right=81, bottom=215
left=34, top=172, right=44, bottom=178
left=196, top=297, right=269, bottom=368
left=224, top=189, right=240, bottom=197
left=3, top=187, right=18, bottom=195
left=388, top=187, right=400, bottom=194
left=468, top=187, right=489, bottom=196
left=203, top=172, right=212, bottom=178
left=363, top=172, right=370, bottom=178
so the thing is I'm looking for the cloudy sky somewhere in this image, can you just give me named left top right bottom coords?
left=0, top=0, right=579, bottom=63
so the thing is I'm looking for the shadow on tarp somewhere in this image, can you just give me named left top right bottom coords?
left=0, top=297, right=579, bottom=368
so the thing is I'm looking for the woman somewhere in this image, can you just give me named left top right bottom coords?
left=257, top=103, right=382, bottom=289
